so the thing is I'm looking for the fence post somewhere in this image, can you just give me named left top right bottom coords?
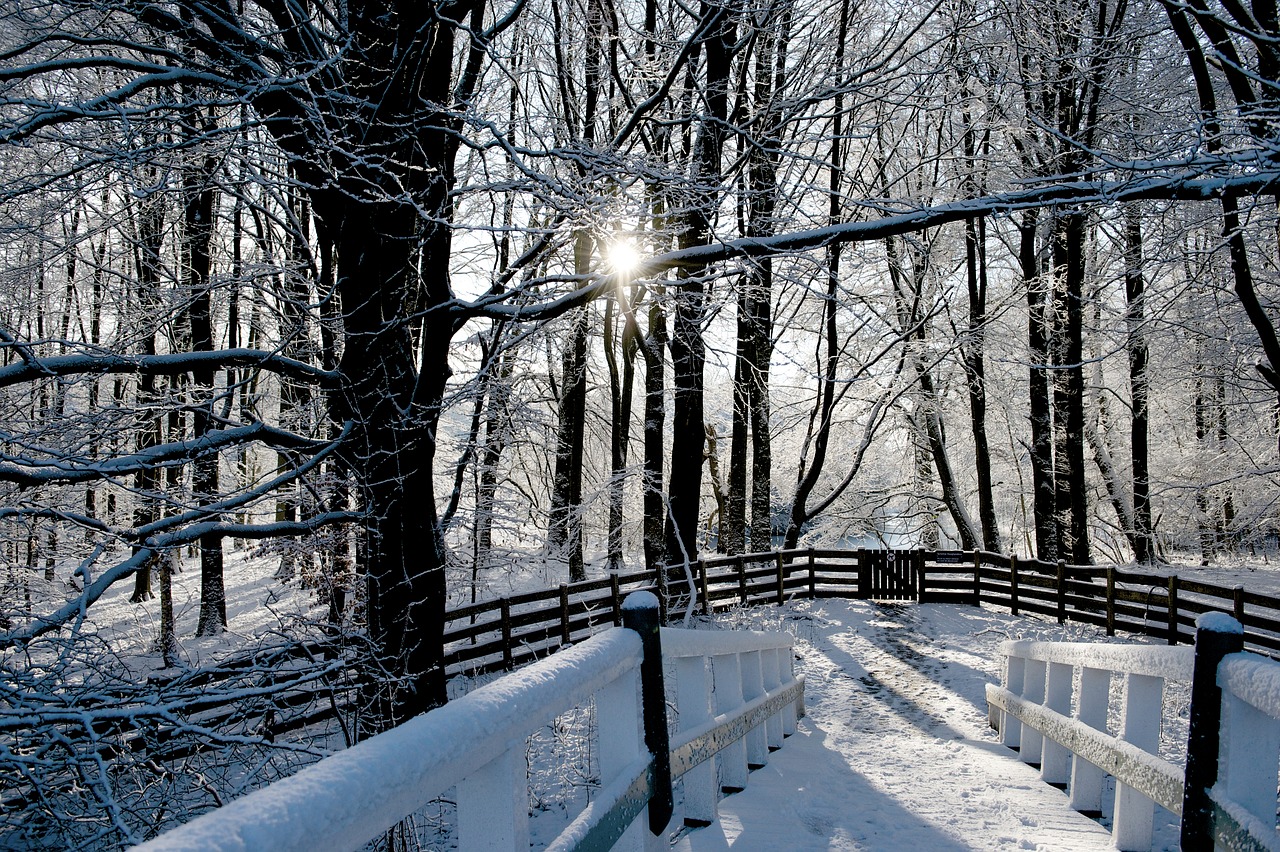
left=858, top=548, right=871, bottom=598
left=621, top=592, right=673, bottom=836
left=808, top=547, right=816, bottom=598
left=775, top=552, right=786, bottom=605
left=1056, top=560, right=1066, bottom=624
left=736, top=556, right=747, bottom=606
left=611, top=574, right=622, bottom=626
left=972, top=550, right=982, bottom=605
left=1041, top=661, right=1073, bottom=786
left=1106, top=566, right=1116, bottom=636
left=500, top=598, right=513, bottom=671
left=1167, top=575, right=1180, bottom=645
left=1009, top=555, right=1019, bottom=616
left=915, top=550, right=925, bottom=604
left=1233, top=584, right=1245, bottom=624
left=699, top=561, right=709, bottom=614
left=712, top=652, right=749, bottom=792
left=559, top=584, right=570, bottom=646
left=1180, top=613, right=1244, bottom=851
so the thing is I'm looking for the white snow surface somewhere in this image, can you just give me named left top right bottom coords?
left=670, top=598, right=1181, bottom=851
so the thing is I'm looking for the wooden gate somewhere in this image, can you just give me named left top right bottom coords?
left=858, top=549, right=920, bottom=600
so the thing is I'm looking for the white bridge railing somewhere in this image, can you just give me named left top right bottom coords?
left=136, top=592, right=804, bottom=852
left=987, top=613, right=1280, bottom=851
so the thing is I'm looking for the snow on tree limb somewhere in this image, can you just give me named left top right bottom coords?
left=0, top=349, right=339, bottom=389
left=0, top=423, right=332, bottom=488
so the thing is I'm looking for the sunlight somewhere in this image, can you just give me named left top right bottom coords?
left=605, top=238, right=642, bottom=276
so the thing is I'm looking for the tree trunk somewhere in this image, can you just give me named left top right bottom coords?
left=1023, top=210, right=1058, bottom=561
left=1123, top=205, right=1155, bottom=562
left=549, top=302, right=589, bottom=582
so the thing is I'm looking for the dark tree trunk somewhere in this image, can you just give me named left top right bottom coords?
left=784, top=0, right=847, bottom=550
left=665, top=0, right=733, bottom=575
left=1023, top=211, right=1058, bottom=561
left=549, top=303, right=589, bottom=582
left=1123, top=205, right=1155, bottom=563
left=642, top=295, right=667, bottom=572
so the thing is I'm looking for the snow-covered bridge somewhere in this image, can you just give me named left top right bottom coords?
left=138, top=592, right=1279, bottom=852
left=673, top=601, right=1127, bottom=850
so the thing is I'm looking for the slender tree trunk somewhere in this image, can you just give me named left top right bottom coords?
left=549, top=302, right=589, bottom=582
left=1024, top=210, right=1058, bottom=561
left=1123, top=205, right=1155, bottom=562
left=642, top=294, right=667, bottom=572
left=665, top=0, right=733, bottom=575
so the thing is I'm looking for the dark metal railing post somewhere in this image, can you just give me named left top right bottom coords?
left=621, top=592, right=673, bottom=836
left=1181, top=613, right=1244, bottom=850
left=1167, top=575, right=1180, bottom=645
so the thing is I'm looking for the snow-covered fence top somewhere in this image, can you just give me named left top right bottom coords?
left=988, top=614, right=1280, bottom=852
left=997, top=639, right=1193, bottom=681
left=136, top=593, right=804, bottom=852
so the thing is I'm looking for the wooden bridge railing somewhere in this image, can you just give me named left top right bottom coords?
left=987, top=614, right=1280, bottom=852
left=444, top=548, right=1280, bottom=679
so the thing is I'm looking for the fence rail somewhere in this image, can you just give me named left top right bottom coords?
left=444, top=548, right=1280, bottom=680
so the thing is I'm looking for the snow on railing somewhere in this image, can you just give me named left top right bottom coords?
left=136, top=592, right=804, bottom=852
left=987, top=614, right=1280, bottom=852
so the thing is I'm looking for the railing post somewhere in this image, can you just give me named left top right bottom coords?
left=740, top=650, right=768, bottom=768
left=457, top=744, right=528, bottom=850
left=1106, top=566, right=1116, bottom=636
left=1167, top=575, right=1180, bottom=645
left=1114, top=672, right=1162, bottom=850
left=675, top=655, right=716, bottom=827
left=1069, top=666, right=1109, bottom=815
left=1040, top=661, right=1073, bottom=785
left=761, top=648, right=784, bottom=749
left=621, top=592, right=672, bottom=837
left=736, top=556, right=747, bottom=606
left=857, top=548, right=871, bottom=599
left=1019, top=659, right=1046, bottom=766
left=807, top=547, right=816, bottom=599
left=712, top=652, right=749, bottom=792
left=1001, top=653, right=1025, bottom=747
left=1233, top=584, right=1245, bottom=624
left=1181, top=613, right=1244, bottom=851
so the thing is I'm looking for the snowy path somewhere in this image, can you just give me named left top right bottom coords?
left=671, top=600, right=1135, bottom=851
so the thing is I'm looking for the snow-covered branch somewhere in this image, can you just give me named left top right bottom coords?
left=0, top=423, right=332, bottom=488
left=0, top=349, right=339, bottom=390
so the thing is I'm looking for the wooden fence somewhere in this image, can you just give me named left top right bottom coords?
left=443, top=548, right=1280, bottom=679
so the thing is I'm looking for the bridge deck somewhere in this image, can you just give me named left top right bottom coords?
left=672, top=600, right=1176, bottom=851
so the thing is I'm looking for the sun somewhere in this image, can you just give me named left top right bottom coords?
left=605, top=238, right=642, bottom=276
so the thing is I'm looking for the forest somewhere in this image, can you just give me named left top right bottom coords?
left=2, top=0, right=1280, bottom=845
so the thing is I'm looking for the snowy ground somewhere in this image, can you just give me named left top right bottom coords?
left=669, top=599, right=1182, bottom=851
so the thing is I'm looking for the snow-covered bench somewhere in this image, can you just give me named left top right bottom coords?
left=135, top=592, right=804, bottom=852
left=987, top=614, right=1280, bottom=851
